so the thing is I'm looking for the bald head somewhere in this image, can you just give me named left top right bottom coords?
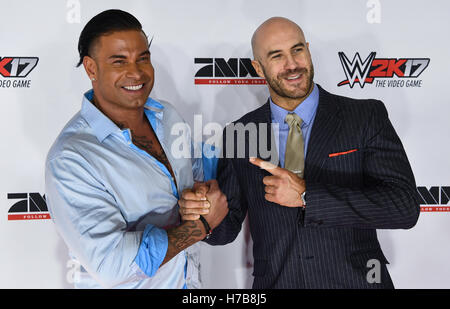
left=249, top=17, right=314, bottom=110
left=251, top=17, right=306, bottom=61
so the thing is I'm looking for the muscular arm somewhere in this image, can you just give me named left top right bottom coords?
left=161, top=220, right=206, bottom=266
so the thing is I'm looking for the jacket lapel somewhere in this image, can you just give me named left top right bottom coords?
left=305, top=86, right=342, bottom=181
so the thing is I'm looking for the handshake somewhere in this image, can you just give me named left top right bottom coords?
left=177, top=157, right=307, bottom=236
left=178, top=179, right=229, bottom=233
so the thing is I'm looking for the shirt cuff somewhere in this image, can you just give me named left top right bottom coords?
left=134, top=224, right=168, bottom=277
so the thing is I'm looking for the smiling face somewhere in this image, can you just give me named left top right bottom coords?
left=83, top=30, right=154, bottom=112
left=251, top=18, right=314, bottom=110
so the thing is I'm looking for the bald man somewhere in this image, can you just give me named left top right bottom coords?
left=179, top=17, right=420, bottom=288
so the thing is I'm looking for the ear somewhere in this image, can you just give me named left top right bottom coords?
left=251, top=60, right=265, bottom=79
left=83, top=56, right=98, bottom=82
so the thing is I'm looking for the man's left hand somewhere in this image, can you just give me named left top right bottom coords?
left=249, top=157, right=305, bottom=207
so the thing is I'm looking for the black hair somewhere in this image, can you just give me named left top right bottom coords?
left=76, top=9, right=145, bottom=67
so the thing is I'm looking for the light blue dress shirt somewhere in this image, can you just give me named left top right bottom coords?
left=270, top=83, right=319, bottom=167
left=45, top=90, right=209, bottom=289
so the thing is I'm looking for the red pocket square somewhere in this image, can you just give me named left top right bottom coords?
left=328, top=149, right=358, bottom=158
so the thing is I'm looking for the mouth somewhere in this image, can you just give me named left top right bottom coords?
left=285, top=73, right=302, bottom=81
left=122, top=83, right=144, bottom=91
left=282, top=73, right=304, bottom=86
left=121, top=83, right=147, bottom=95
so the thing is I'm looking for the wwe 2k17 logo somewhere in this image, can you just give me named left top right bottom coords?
left=337, top=52, right=430, bottom=88
left=0, top=57, right=38, bottom=78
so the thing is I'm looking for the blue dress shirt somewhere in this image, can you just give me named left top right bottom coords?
left=270, top=83, right=319, bottom=167
left=45, top=90, right=209, bottom=289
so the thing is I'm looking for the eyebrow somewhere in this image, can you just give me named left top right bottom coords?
left=139, top=50, right=150, bottom=57
left=108, top=50, right=150, bottom=60
left=291, top=42, right=305, bottom=50
left=266, top=42, right=305, bottom=57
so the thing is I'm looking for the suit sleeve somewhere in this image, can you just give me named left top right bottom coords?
left=204, top=128, right=248, bottom=245
left=304, top=100, right=420, bottom=229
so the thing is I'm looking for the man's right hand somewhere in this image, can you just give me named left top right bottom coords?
left=178, top=180, right=228, bottom=230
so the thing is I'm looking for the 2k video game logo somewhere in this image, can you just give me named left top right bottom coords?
left=337, top=52, right=430, bottom=88
left=417, top=186, right=450, bottom=212
left=194, top=58, right=266, bottom=85
left=7, top=192, right=51, bottom=221
left=0, top=57, right=39, bottom=78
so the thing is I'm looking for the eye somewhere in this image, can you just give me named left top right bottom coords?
left=113, top=60, right=125, bottom=65
left=138, top=56, right=150, bottom=63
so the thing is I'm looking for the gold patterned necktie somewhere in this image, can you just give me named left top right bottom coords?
left=284, top=113, right=305, bottom=178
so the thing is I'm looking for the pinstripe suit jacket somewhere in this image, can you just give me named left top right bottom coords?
left=205, top=85, right=420, bottom=289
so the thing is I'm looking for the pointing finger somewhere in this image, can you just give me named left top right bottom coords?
left=249, top=157, right=284, bottom=176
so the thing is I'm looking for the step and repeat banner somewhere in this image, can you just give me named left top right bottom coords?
left=0, top=0, right=449, bottom=288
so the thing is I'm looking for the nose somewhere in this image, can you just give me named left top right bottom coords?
left=125, top=62, right=144, bottom=80
left=284, top=54, right=299, bottom=71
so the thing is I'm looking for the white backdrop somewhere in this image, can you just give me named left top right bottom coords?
left=1, top=0, right=449, bottom=288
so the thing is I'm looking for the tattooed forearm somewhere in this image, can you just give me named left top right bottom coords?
left=161, top=220, right=205, bottom=266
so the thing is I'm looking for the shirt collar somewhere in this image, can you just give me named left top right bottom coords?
left=270, top=83, right=319, bottom=127
left=80, top=89, right=164, bottom=142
